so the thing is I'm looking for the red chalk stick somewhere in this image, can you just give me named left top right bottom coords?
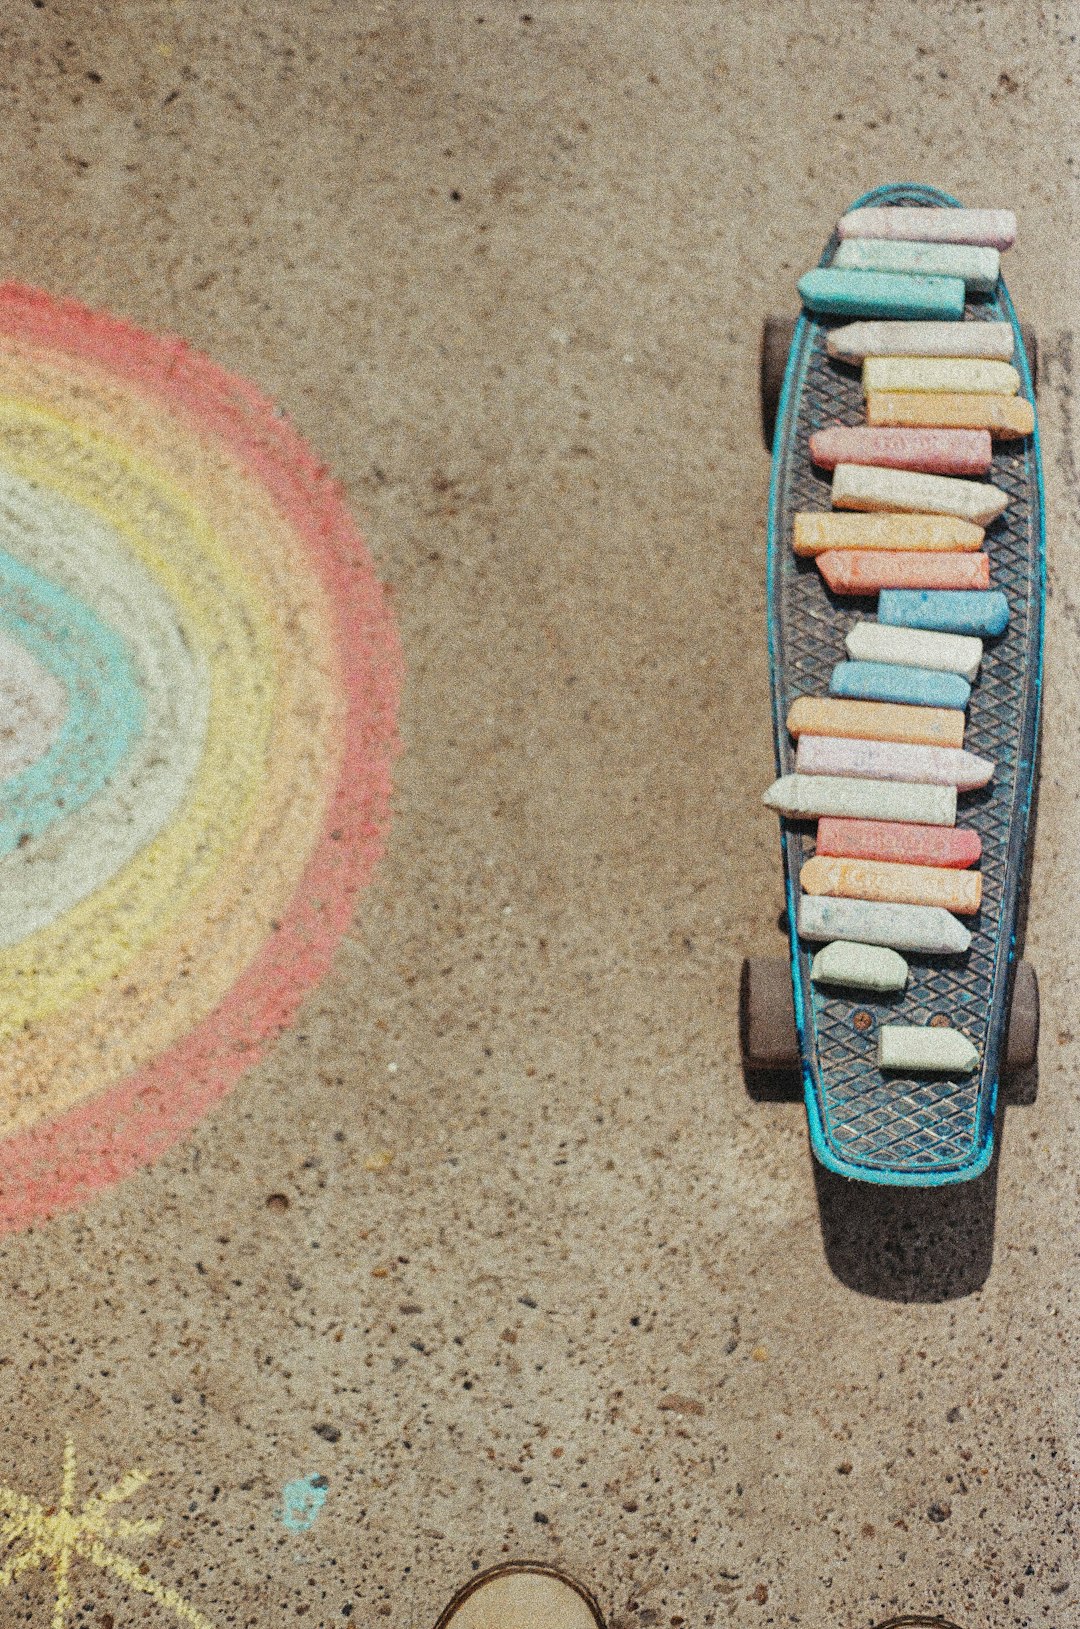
left=816, top=549, right=991, bottom=594
left=809, top=425, right=993, bottom=476
left=816, top=816, right=982, bottom=869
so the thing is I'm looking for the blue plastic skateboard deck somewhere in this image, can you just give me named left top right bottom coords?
left=766, top=183, right=1044, bottom=1186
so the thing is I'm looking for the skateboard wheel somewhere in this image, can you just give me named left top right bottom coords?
left=740, top=955, right=1037, bottom=1079
left=432, top=1562, right=606, bottom=1629
left=1004, top=958, right=1039, bottom=1073
left=1019, top=323, right=1038, bottom=393
left=761, top=315, right=797, bottom=449
left=739, top=955, right=798, bottom=1071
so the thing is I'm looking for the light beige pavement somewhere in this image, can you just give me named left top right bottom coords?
left=0, top=5, right=1075, bottom=1627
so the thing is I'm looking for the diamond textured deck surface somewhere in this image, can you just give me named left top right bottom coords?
left=0, top=6, right=1076, bottom=1629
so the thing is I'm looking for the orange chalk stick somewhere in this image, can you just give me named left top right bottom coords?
left=816, top=549, right=990, bottom=594
left=787, top=695, right=964, bottom=749
left=793, top=512, right=984, bottom=555
left=800, top=854, right=983, bottom=915
left=867, top=390, right=1034, bottom=439
left=816, top=817, right=982, bottom=869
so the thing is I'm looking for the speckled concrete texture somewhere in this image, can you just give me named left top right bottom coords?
left=0, top=4, right=1076, bottom=1626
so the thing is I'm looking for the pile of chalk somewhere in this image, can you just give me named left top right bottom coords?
left=764, top=206, right=1029, bottom=1078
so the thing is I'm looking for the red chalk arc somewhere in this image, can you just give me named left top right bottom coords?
left=0, top=285, right=401, bottom=1230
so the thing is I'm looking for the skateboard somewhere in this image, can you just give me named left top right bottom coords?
left=741, top=182, right=1044, bottom=1186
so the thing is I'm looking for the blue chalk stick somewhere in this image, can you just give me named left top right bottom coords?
left=797, top=268, right=966, bottom=320
left=830, top=660, right=972, bottom=710
left=877, top=588, right=1010, bottom=638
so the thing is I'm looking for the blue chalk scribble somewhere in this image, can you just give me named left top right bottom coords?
left=280, top=1474, right=329, bottom=1532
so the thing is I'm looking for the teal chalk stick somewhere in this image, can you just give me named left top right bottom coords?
left=830, top=660, right=972, bottom=710
left=878, top=588, right=1010, bottom=638
left=833, top=238, right=999, bottom=293
left=797, top=267, right=966, bottom=320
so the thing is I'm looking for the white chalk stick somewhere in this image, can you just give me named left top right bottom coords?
left=798, top=895, right=972, bottom=955
left=831, top=464, right=1008, bottom=527
left=837, top=206, right=1016, bottom=251
left=762, top=773, right=957, bottom=826
left=863, top=357, right=1020, bottom=396
left=878, top=1024, right=979, bottom=1073
left=828, top=320, right=1014, bottom=363
left=810, top=940, right=909, bottom=992
left=796, top=735, right=994, bottom=790
left=833, top=237, right=1000, bottom=291
left=845, top=621, right=983, bottom=681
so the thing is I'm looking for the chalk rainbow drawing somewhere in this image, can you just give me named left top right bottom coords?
left=0, top=285, right=401, bottom=1232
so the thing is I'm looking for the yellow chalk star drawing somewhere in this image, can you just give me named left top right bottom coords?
left=0, top=1438, right=214, bottom=1628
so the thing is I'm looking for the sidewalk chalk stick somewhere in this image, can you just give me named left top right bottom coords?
left=832, top=463, right=1008, bottom=527
left=878, top=1024, right=979, bottom=1072
left=763, top=773, right=956, bottom=825
left=863, top=357, right=1020, bottom=395
left=833, top=237, right=999, bottom=291
left=829, top=660, right=972, bottom=709
left=810, top=425, right=992, bottom=476
left=796, top=735, right=993, bottom=790
left=837, top=206, right=1016, bottom=251
left=816, top=816, right=981, bottom=868
left=810, top=940, right=909, bottom=991
left=817, top=550, right=990, bottom=595
left=828, top=320, right=1014, bottom=362
left=801, top=854, right=982, bottom=914
left=794, top=512, right=984, bottom=555
left=787, top=695, right=964, bottom=749
left=878, top=587, right=1009, bottom=638
left=845, top=620, right=983, bottom=680
left=798, top=267, right=965, bottom=320
left=867, top=390, right=1034, bottom=439
left=798, top=894, right=972, bottom=954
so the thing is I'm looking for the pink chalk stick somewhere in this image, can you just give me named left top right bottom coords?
left=837, top=206, right=1016, bottom=251
left=809, top=426, right=992, bottom=478
left=796, top=735, right=994, bottom=790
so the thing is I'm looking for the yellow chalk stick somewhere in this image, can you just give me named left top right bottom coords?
left=800, top=855, right=982, bottom=915
left=867, top=391, right=1035, bottom=439
left=793, top=512, right=984, bottom=556
left=787, top=696, right=964, bottom=749
left=863, top=357, right=1020, bottom=395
